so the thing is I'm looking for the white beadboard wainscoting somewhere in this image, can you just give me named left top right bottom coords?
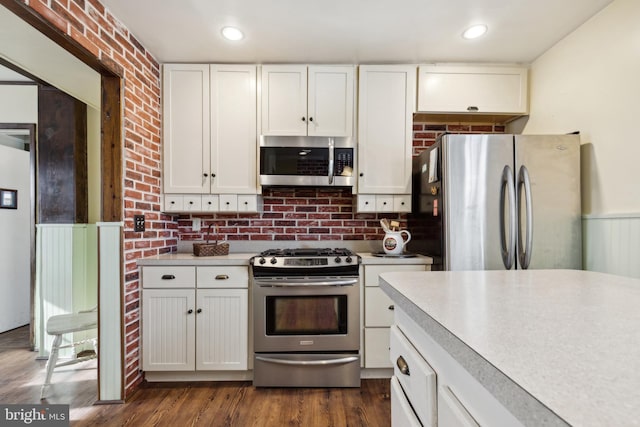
left=35, top=224, right=98, bottom=358
left=97, top=222, right=124, bottom=402
left=583, top=214, right=640, bottom=279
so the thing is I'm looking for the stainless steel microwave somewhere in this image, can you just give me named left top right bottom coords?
left=259, top=136, right=356, bottom=187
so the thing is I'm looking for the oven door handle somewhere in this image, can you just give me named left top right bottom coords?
left=253, top=278, right=358, bottom=287
left=255, top=355, right=359, bottom=366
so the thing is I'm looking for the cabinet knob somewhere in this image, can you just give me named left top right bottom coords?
left=189, top=201, right=194, bottom=205
left=309, top=117, right=313, bottom=122
left=226, top=201, right=230, bottom=205
left=212, top=173, right=216, bottom=178
left=302, top=117, right=306, bottom=122
left=365, top=201, right=369, bottom=205
left=388, top=304, right=395, bottom=310
left=196, top=308, right=202, bottom=314
left=396, top=356, right=410, bottom=376
left=467, top=106, right=479, bottom=112
left=187, top=309, right=193, bottom=314
left=359, top=172, right=364, bottom=177
left=203, top=173, right=208, bottom=177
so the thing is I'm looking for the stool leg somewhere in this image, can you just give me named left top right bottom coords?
left=41, top=333, right=62, bottom=400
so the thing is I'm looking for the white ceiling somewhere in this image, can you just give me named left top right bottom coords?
left=100, top=0, right=613, bottom=64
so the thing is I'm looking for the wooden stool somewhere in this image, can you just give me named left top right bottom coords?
left=40, top=309, right=98, bottom=399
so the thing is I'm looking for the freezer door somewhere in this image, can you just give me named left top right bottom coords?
left=514, top=134, right=581, bottom=269
left=442, top=134, right=515, bottom=271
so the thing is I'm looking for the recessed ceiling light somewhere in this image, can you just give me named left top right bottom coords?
left=221, top=26, right=244, bottom=41
left=462, top=24, right=488, bottom=40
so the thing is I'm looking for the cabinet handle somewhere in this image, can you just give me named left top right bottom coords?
left=196, top=308, right=202, bottom=314
left=396, top=356, right=410, bottom=376
left=215, top=274, right=229, bottom=280
left=161, top=274, right=175, bottom=280
left=467, top=106, right=479, bottom=112
left=187, top=309, right=193, bottom=314
left=302, top=117, right=306, bottom=122
left=388, top=304, right=395, bottom=310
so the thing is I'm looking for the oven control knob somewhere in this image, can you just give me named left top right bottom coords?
left=259, top=257, right=266, bottom=265
left=270, top=257, right=278, bottom=265
left=334, top=256, right=342, bottom=263
left=346, top=256, right=353, bottom=263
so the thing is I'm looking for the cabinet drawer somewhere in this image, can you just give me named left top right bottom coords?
left=364, top=328, right=392, bottom=368
left=142, top=266, right=196, bottom=288
left=391, top=375, right=422, bottom=427
left=365, top=287, right=395, bottom=327
left=197, top=266, right=248, bottom=288
left=164, top=195, right=184, bottom=212
left=390, top=325, right=437, bottom=427
left=219, top=194, right=238, bottom=211
left=364, top=264, right=426, bottom=287
left=375, top=195, right=394, bottom=212
left=393, top=195, right=411, bottom=212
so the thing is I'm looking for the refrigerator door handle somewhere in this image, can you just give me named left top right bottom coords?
left=518, top=166, right=534, bottom=269
left=499, top=166, right=517, bottom=269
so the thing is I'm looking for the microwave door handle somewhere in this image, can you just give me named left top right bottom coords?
left=328, top=137, right=335, bottom=185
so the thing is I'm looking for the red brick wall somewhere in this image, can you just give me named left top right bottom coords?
left=177, top=120, right=507, bottom=242
left=16, top=0, right=171, bottom=396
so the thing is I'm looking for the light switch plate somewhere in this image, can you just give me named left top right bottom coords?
left=134, top=215, right=145, bottom=232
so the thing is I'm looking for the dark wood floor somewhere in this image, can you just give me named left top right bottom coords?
left=1, top=326, right=391, bottom=426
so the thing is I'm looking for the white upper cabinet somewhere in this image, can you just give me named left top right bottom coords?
left=418, top=65, right=528, bottom=115
left=163, top=64, right=259, bottom=203
left=261, top=65, right=354, bottom=137
left=210, top=65, right=258, bottom=194
left=357, top=65, right=416, bottom=195
left=163, top=64, right=210, bottom=194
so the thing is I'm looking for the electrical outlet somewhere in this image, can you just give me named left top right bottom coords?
left=134, top=215, right=145, bottom=232
left=192, top=218, right=201, bottom=232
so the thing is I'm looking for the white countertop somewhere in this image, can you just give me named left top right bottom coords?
left=136, top=252, right=432, bottom=266
left=379, top=269, right=640, bottom=427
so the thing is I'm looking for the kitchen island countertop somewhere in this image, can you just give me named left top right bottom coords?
left=379, top=269, right=640, bottom=427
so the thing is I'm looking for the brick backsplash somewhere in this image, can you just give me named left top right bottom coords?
left=176, top=120, right=506, bottom=243
left=177, top=187, right=406, bottom=242
left=412, top=122, right=506, bottom=155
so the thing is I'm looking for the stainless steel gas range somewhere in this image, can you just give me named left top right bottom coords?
left=251, top=248, right=361, bottom=387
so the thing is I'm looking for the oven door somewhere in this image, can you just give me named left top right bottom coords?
left=253, top=278, right=360, bottom=352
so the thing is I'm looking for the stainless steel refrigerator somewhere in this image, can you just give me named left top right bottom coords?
left=408, top=133, right=581, bottom=271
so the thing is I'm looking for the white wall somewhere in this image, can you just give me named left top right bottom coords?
left=520, top=0, right=640, bottom=277
left=521, top=0, right=640, bottom=215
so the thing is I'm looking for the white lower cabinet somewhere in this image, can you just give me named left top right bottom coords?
left=391, top=376, right=422, bottom=427
left=363, top=263, right=428, bottom=369
left=141, top=266, right=248, bottom=373
left=391, top=308, right=524, bottom=427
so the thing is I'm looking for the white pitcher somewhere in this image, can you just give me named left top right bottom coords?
left=383, top=230, right=411, bottom=255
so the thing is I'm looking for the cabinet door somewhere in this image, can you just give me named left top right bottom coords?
left=196, top=289, right=248, bottom=370
left=418, top=65, right=528, bottom=114
left=163, top=64, right=210, bottom=194
left=142, top=289, right=196, bottom=371
left=438, top=385, right=480, bottom=427
left=358, top=65, right=415, bottom=194
left=307, top=66, right=354, bottom=137
left=364, top=328, right=392, bottom=368
left=210, top=65, right=258, bottom=194
left=261, top=65, right=308, bottom=136
left=391, top=376, right=422, bottom=427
